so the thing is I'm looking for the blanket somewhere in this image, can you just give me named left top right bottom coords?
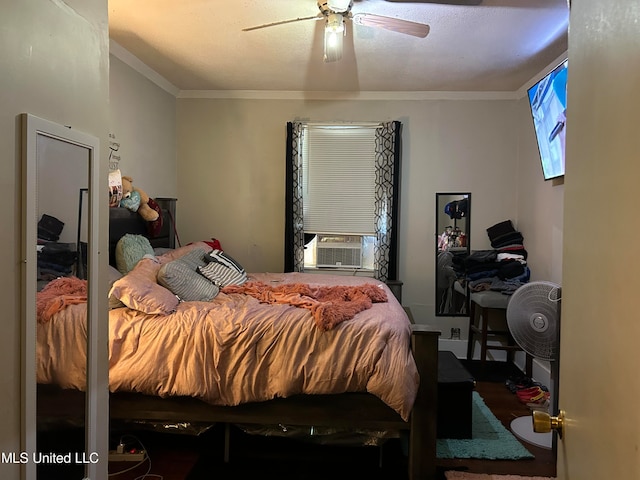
left=36, top=276, right=87, bottom=323
left=222, top=281, right=387, bottom=330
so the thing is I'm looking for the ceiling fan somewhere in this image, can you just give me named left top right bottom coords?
left=386, top=0, right=482, bottom=4
left=242, top=0, right=431, bottom=62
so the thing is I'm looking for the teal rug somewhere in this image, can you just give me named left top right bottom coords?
left=437, top=392, right=534, bottom=460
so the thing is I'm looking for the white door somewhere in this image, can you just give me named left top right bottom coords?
left=557, top=1, right=640, bottom=478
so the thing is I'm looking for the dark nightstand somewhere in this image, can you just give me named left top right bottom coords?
left=385, top=280, right=403, bottom=303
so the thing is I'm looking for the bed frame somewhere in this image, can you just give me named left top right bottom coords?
left=41, top=206, right=441, bottom=479
left=39, top=327, right=439, bottom=479
left=110, top=326, right=439, bottom=479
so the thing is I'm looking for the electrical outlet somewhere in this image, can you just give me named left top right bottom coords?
left=108, top=450, right=145, bottom=462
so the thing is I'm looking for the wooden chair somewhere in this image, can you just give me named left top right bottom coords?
left=466, top=290, right=532, bottom=377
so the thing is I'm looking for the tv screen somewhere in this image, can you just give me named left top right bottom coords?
left=527, top=59, right=568, bottom=180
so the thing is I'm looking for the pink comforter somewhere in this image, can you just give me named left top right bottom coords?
left=36, top=271, right=419, bottom=421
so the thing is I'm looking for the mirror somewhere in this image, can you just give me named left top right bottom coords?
left=22, top=114, right=102, bottom=479
left=435, top=193, right=471, bottom=316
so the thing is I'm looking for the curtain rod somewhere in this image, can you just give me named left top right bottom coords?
left=303, top=122, right=383, bottom=129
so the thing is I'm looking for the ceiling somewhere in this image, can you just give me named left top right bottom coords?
left=108, top=0, right=569, bottom=94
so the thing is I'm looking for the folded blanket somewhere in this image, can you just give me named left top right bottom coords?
left=36, top=276, right=87, bottom=323
left=222, top=281, right=387, bottom=331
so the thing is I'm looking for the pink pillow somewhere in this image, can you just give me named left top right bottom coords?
left=109, top=258, right=178, bottom=315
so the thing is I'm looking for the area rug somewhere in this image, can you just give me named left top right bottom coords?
left=445, top=473, right=554, bottom=480
left=437, top=392, right=534, bottom=460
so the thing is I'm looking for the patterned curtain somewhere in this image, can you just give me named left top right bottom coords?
left=284, top=122, right=305, bottom=272
left=373, top=121, right=401, bottom=282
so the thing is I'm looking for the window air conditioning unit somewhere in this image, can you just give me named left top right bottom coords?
left=316, top=235, right=363, bottom=268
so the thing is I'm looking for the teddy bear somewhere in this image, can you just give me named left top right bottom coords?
left=120, top=175, right=159, bottom=222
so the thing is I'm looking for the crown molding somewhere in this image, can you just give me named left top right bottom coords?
left=109, top=40, right=180, bottom=97
left=177, top=89, right=520, bottom=101
left=109, top=41, right=565, bottom=102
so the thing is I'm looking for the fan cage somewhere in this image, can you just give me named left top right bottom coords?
left=506, top=281, right=561, bottom=362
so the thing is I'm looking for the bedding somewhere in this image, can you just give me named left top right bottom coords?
left=108, top=256, right=180, bottom=315
left=36, top=246, right=419, bottom=421
left=36, top=276, right=87, bottom=323
left=222, top=281, right=388, bottom=331
left=115, top=233, right=155, bottom=274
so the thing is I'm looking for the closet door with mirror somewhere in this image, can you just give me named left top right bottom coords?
left=435, top=193, right=471, bottom=317
left=22, top=114, right=105, bottom=480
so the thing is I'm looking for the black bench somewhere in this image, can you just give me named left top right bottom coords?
left=437, top=350, right=475, bottom=439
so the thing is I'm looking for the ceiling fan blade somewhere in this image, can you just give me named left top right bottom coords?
left=243, top=14, right=322, bottom=32
left=351, top=13, right=430, bottom=38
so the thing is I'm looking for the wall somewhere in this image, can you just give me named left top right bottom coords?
left=515, top=96, right=564, bottom=286
left=0, top=1, right=109, bottom=479
left=176, top=96, right=522, bottom=333
left=109, top=50, right=178, bottom=198
left=494, top=92, right=566, bottom=374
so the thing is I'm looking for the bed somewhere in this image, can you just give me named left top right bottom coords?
left=36, top=206, right=440, bottom=479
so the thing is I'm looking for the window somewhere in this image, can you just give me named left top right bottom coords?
left=301, top=124, right=378, bottom=270
left=285, top=120, right=401, bottom=282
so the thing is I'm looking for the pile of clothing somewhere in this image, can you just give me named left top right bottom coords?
left=38, top=242, right=78, bottom=282
left=37, top=214, right=64, bottom=242
left=37, top=214, right=78, bottom=285
left=506, top=375, right=550, bottom=410
left=463, top=220, right=530, bottom=295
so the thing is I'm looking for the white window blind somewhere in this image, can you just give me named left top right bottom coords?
left=302, top=125, right=377, bottom=235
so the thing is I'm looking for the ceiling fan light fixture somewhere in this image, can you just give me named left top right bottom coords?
left=326, top=0, right=352, bottom=13
left=323, top=13, right=344, bottom=62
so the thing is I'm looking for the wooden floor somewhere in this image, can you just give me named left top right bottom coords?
left=38, top=361, right=557, bottom=480
left=437, top=378, right=556, bottom=478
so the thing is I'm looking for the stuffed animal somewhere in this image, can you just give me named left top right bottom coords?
left=120, top=176, right=159, bottom=222
left=119, top=190, right=141, bottom=213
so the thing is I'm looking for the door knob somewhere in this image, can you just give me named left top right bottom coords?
left=532, top=409, right=565, bottom=438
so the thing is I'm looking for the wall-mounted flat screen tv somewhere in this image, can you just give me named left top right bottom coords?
left=527, top=59, right=568, bottom=181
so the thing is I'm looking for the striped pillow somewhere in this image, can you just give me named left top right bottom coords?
left=198, top=262, right=246, bottom=288
left=198, top=250, right=247, bottom=287
left=157, top=249, right=219, bottom=302
left=208, top=250, right=246, bottom=274
left=175, top=248, right=210, bottom=270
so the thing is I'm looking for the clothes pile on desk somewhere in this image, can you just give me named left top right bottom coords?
left=464, top=220, right=530, bottom=295
left=36, top=214, right=78, bottom=289
left=37, top=242, right=78, bottom=283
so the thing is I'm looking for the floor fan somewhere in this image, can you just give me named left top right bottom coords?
left=506, top=280, right=561, bottom=450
